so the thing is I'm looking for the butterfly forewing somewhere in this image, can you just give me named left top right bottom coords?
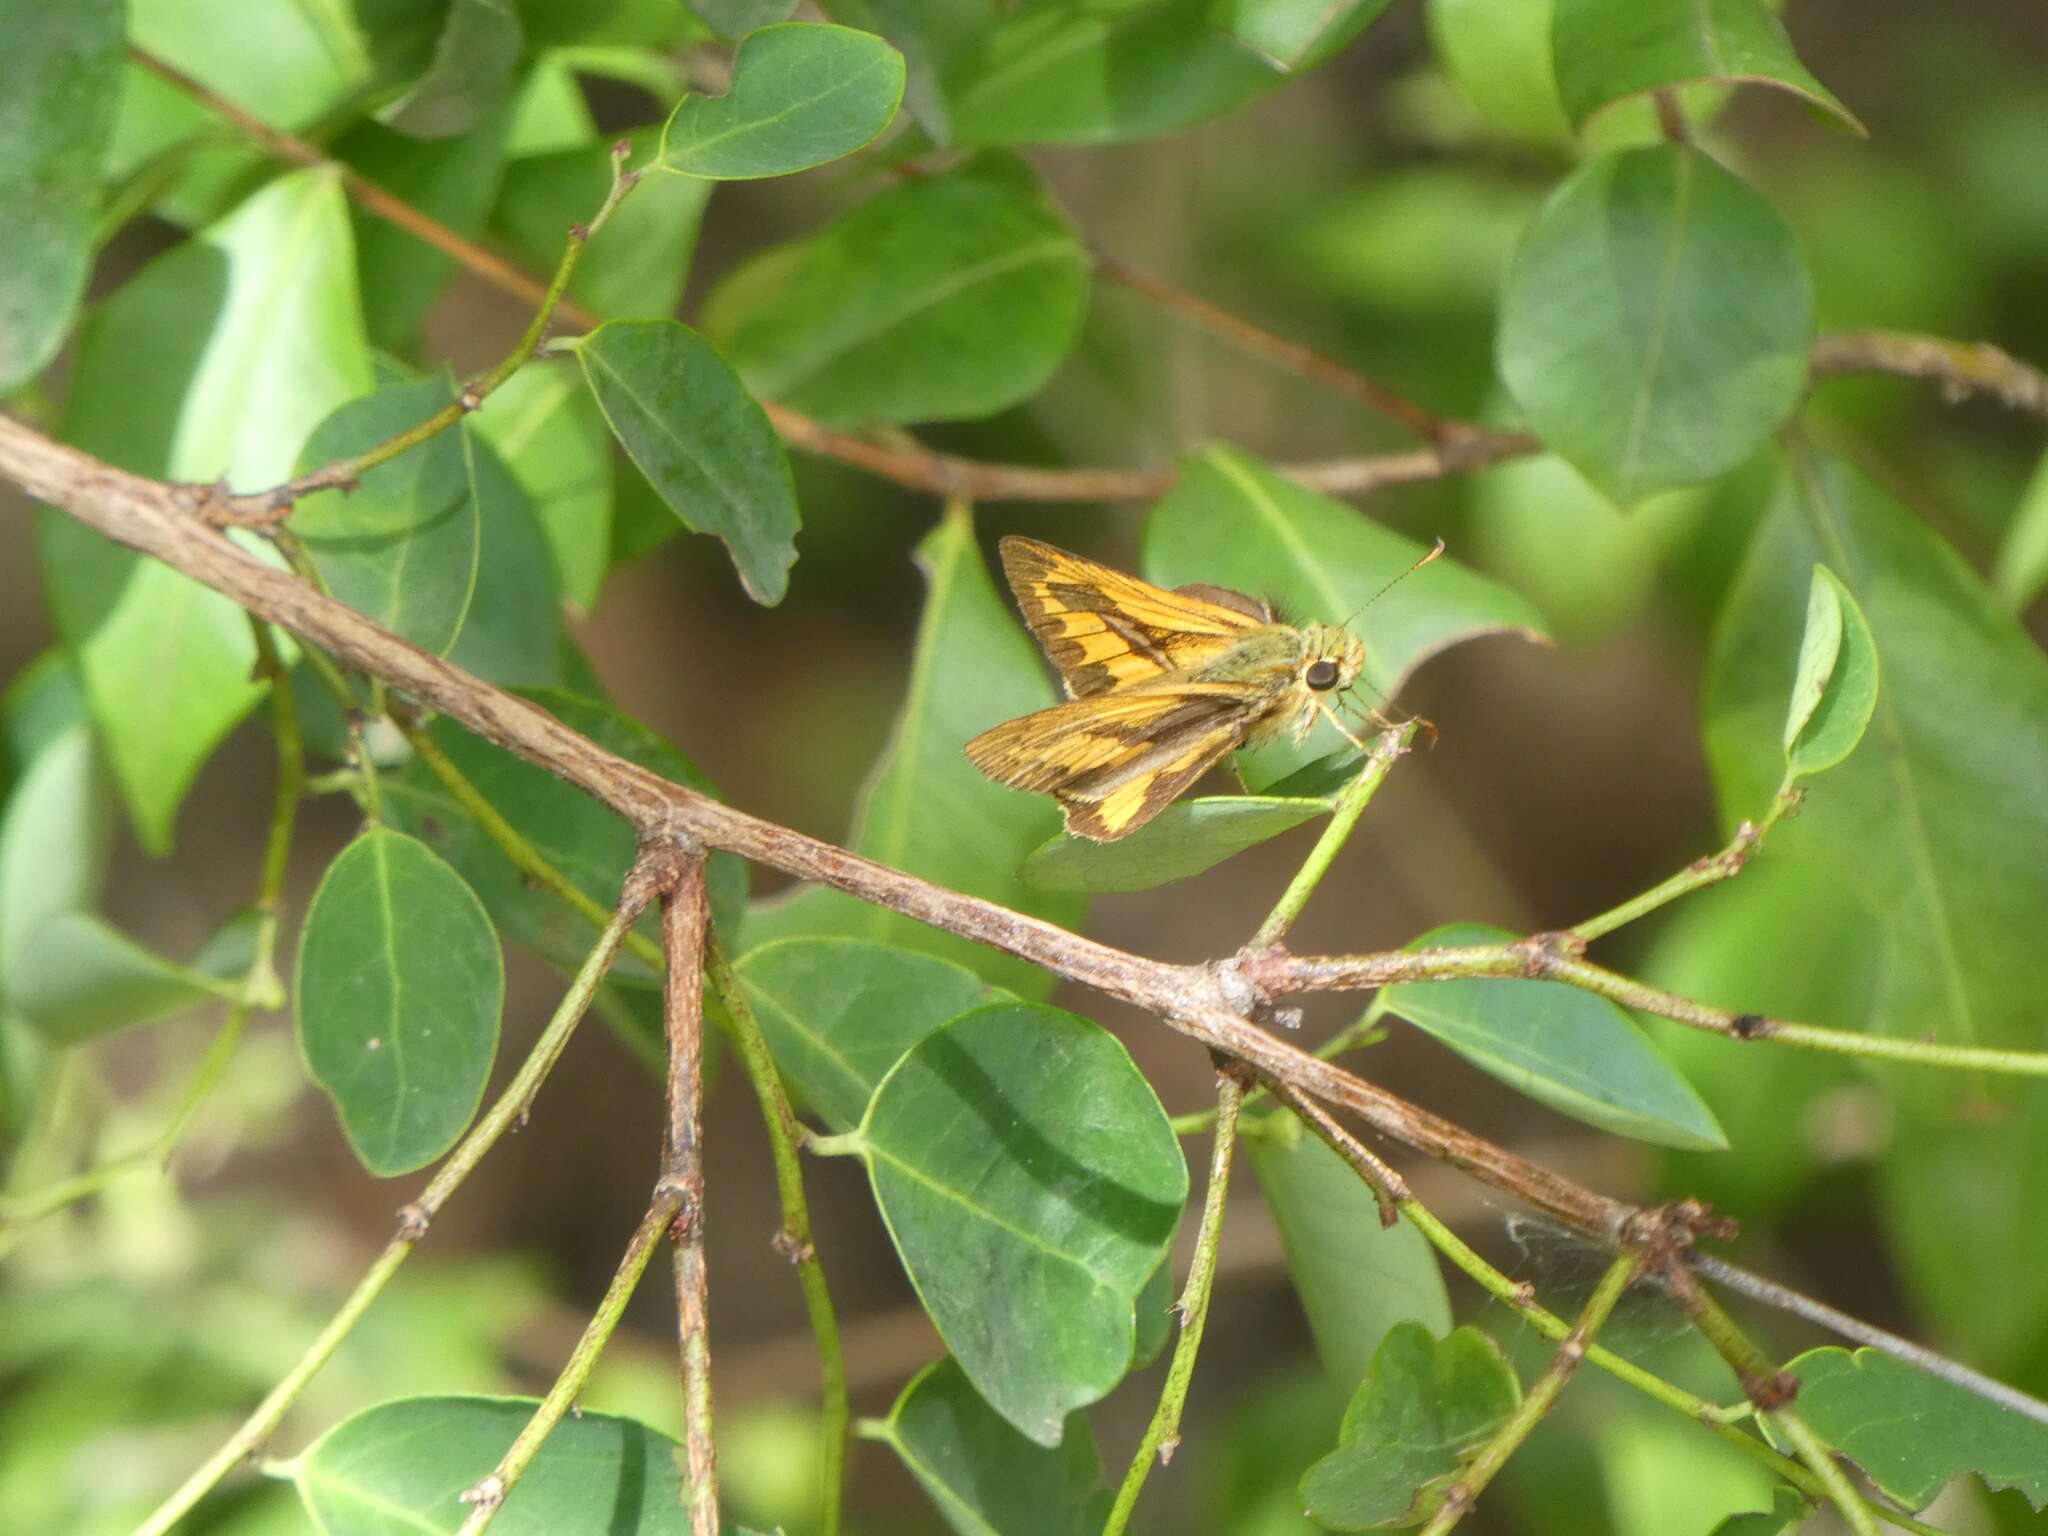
left=999, top=536, right=1267, bottom=698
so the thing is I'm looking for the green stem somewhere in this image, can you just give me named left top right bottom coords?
left=457, top=1193, right=680, bottom=1536
left=1772, top=1409, right=1880, bottom=1536
left=1103, top=1068, right=1247, bottom=1536
left=1570, top=788, right=1798, bottom=944
left=128, top=892, right=646, bottom=1536
left=704, top=945, right=849, bottom=1536
left=1252, top=722, right=1415, bottom=948
left=1418, top=1254, right=1639, bottom=1536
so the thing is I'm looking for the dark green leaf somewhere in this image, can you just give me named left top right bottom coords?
left=1497, top=145, right=1812, bottom=506
left=1789, top=1347, right=2048, bottom=1512
left=0, top=0, right=122, bottom=391
left=1550, top=0, right=1862, bottom=135
left=9, top=912, right=235, bottom=1045
left=742, top=512, right=1083, bottom=997
left=733, top=937, right=1008, bottom=1132
left=1299, top=1321, right=1521, bottom=1528
left=1248, top=1114, right=1451, bottom=1387
left=1145, top=443, right=1548, bottom=782
left=658, top=23, right=904, bottom=179
left=441, top=427, right=565, bottom=685
left=1424, top=0, right=1571, bottom=144
left=380, top=0, right=526, bottom=139
left=1386, top=924, right=1725, bottom=1149
left=1782, top=564, right=1878, bottom=778
left=472, top=359, right=615, bottom=611
left=1021, top=795, right=1329, bottom=894
left=294, top=376, right=483, bottom=657
left=577, top=319, right=798, bottom=605
left=296, top=830, right=503, bottom=1177
left=1253, top=749, right=1367, bottom=799
left=873, top=1357, right=1111, bottom=1536
left=382, top=690, right=746, bottom=975
left=1211, top=0, right=1394, bottom=71
left=295, top=1395, right=697, bottom=1534
left=704, top=154, right=1089, bottom=428
left=692, top=0, right=799, bottom=39
left=847, top=1003, right=1187, bottom=1444
left=1130, top=1253, right=1173, bottom=1370
left=822, top=0, right=992, bottom=142
left=0, top=726, right=110, bottom=1008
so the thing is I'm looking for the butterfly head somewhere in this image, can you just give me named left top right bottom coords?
left=1299, top=623, right=1366, bottom=698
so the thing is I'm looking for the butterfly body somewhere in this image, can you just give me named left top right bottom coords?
left=966, top=538, right=1368, bottom=841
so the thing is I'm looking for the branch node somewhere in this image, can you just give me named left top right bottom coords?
left=1730, top=1012, right=1773, bottom=1041
left=770, top=1229, right=815, bottom=1266
left=461, top=1474, right=505, bottom=1510
left=394, top=1203, right=430, bottom=1242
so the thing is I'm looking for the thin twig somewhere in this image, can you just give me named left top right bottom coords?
left=660, top=851, right=719, bottom=1536
left=1569, top=789, right=1799, bottom=944
left=1250, top=723, right=1414, bottom=949
left=1812, top=329, right=2048, bottom=422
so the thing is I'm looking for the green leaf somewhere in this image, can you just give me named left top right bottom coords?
left=293, top=376, right=483, bottom=656
left=1299, top=1321, right=1521, bottom=1529
left=847, top=1002, right=1187, bottom=1444
left=0, top=726, right=110, bottom=1008
left=441, top=426, right=565, bottom=686
left=0, top=0, right=122, bottom=391
left=693, top=0, right=800, bottom=40
left=704, top=153, right=1089, bottom=428
left=1248, top=1115, right=1451, bottom=1388
left=492, top=124, right=710, bottom=322
left=49, top=167, right=373, bottom=851
left=295, top=1395, right=698, bottom=1534
left=382, top=690, right=747, bottom=976
left=822, top=0, right=993, bottom=144
left=1021, top=796, right=1329, bottom=894
left=872, top=1357, right=1111, bottom=1536
left=1781, top=564, right=1878, bottom=778
left=1788, top=1347, right=2048, bottom=1512
left=8, top=912, right=235, bottom=1045
left=379, top=0, right=526, bottom=139
left=1993, top=447, right=2048, bottom=614
left=742, top=511, right=1083, bottom=996
left=1551, top=0, right=1862, bottom=135
left=471, top=359, right=615, bottom=611
left=1497, top=145, right=1812, bottom=506
left=1385, top=924, right=1726, bottom=1149
left=1210, top=0, right=1394, bottom=71
left=944, top=0, right=1369, bottom=147
left=1707, top=1488, right=1806, bottom=1536
left=733, top=937, right=1008, bottom=1132
left=577, top=319, right=799, bottom=605
left=657, top=23, right=904, bottom=179
left=1144, top=443, right=1549, bottom=781
left=1424, top=0, right=1571, bottom=144
left=296, top=829, right=503, bottom=1177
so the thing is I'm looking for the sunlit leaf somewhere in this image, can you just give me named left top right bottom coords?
left=1211, top=0, right=1394, bottom=71
left=1781, top=564, right=1878, bottom=778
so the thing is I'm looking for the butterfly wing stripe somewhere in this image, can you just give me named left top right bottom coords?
left=963, top=686, right=1262, bottom=793
left=1056, top=714, right=1254, bottom=840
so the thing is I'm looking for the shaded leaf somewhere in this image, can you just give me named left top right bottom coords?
left=1022, top=796, right=1329, bottom=894
left=1497, top=145, right=1811, bottom=505
left=823, top=0, right=993, bottom=143
left=1551, top=0, right=1862, bottom=135
left=295, top=1395, right=697, bottom=1534
left=693, top=0, right=800, bottom=39
left=471, top=359, right=615, bottom=611
left=1211, top=0, right=1395, bottom=71
left=733, top=937, right=1008, bottom=1132
left=1299, top=1321, right=1520, bottom=1528
left=0, top=726, right=110, bottom=1005
left=577, top=319, right=798, bottom=604
left=441, top=426, right=564, bottom=686
left=1782, top=564, right=1878, bottom=778
left=658, top=23, right=903, bottom=179
left=1789, top=1347, right=2048, bottom=1512
left=847, top=1003, right=1187, bottom=1444
left=872, top=1357, right=1110, bottom=1536
left=705, top=154, right=1089, bottom=428
left=0, top=0, right=122, bottom=391
left=9, top=912, right=235, bottom=1045
left=296, top=829, right=503, bottom=1177
left=1248, top=1114, right=1451, bottom=1388
left=1385, top=924, right=1726, bottom=1150
left=1708, top=1489, right=1806, bottom=1536
left=379, top=0, right=526, bottom=140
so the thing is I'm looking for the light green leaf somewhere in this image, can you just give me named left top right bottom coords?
left=1497, top=145, right=1812, bottom=506
left=295, top=1395, right=697, bottom=1534
left=0, top=726, right=110, bottom=1005
left=1424, top=0, right=1571, bottom=144
left=471, top=359, right=615, bottom=611
left=1022, top=796, right=1329, bottom=894
left=742, top=511, right=1082, bottom=996
left=658, top=23, right=903, bottom=179
left=0, top=0, right=122, bottom=391
left=847, top=1003, right=1187, bottom=1444
left=1299, top=1322, right=1520, bottom=1528
left=704, top=153, right=1090, bottom=428
left=734, top=937, right=1008, bottom=1132
left=1248, top=1114, right=1451, bottom=1387
left=293, top=376, right=483, bottom=657
left=577, top=318, right=798, bottom=604
left=296, top=829, right=503, bottom=1177
left=380, top=0, right=525, bottom=139
left=9, top=911, right=235, bottom=1045
left=1993, top=446, right=2048, bottom=613
left=1210, top=0, right=1394, bottom=71
left=872, top=1357, right=1110, bottom=1536
left=1385, top=924, right=1726, bottom=1150
left=1551, top=0, right=1862, bottom=135
left=1782, top=564, right=1878, bottom=778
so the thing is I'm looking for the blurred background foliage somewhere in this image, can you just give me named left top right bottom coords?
left=3, top=1, right=2048, bottom=1533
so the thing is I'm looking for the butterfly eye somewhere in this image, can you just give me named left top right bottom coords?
left=1304, top=658, right=1341, bottom=691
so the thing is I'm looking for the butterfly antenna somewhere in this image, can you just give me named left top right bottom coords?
left=1339, top=537, right=1446, bottom=629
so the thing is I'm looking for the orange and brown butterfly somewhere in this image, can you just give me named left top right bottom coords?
left=966, top=536, right=1401, bottom=842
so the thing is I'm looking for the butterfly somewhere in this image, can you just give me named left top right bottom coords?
left=965, top=536, right=1393, bottom=841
